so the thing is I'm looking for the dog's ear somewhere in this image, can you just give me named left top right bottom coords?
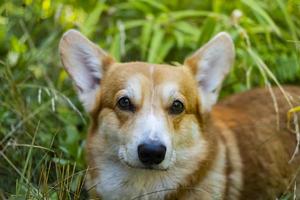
left=184, top=32, right=235, bottom=112
left=59, top=29, right=114, bottom=112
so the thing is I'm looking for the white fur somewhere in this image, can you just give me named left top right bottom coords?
left=195, top=141, right=227, bottom=200
left=79, top=88, right=99, bottom=113
left=161, top=82, right=180, bottom=105
left=218, top=121, right=243, bottom=199
left=126, top=75, right=143, bottom=103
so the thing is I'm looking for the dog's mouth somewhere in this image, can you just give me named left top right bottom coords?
left=119, top=157, right=169, bottom=171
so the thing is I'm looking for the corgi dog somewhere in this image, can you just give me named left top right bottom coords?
left=59, top=30, right=300, bottom=200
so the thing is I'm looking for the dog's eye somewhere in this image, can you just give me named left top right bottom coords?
left=117, top=97, right=135, bottom=112
left=169, top=100, right=184, bottom=114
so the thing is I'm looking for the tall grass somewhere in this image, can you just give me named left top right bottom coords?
left=0, top=0, right=299, bottom=199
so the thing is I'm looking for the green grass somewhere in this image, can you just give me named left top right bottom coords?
left=0, top=0, right=299, bottom=199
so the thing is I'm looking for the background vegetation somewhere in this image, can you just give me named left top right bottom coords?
left=0, top=0, right=299, bottom=199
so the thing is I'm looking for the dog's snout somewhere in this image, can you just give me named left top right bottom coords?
left=138, top=142, right=166, bottom=165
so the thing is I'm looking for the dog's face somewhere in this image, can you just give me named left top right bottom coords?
left=59, top=30, right=234, bottom=175
left=92, top=62, right=203, bottom=170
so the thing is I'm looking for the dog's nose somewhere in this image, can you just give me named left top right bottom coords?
left=138, top=142, right=166, bottom=165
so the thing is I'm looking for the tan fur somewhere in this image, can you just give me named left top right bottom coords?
left=59, top=30, right=300, bottom=200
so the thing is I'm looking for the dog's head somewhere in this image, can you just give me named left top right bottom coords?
left=59, top=30, right=234, bottom=173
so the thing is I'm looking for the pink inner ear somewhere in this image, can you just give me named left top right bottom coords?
left=80, top=52, right=102, bottom=89
left=64, top=44, right=103, bottom=93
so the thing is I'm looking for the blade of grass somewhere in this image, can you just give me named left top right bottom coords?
left=241, top=0, right=281, bottom=36
left=275, top=0, right=298, bottom=41
left=141, top=17, right=153, bottom=60
left=147, top=25, right=164, bottom=63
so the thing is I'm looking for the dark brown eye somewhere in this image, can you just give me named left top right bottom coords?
left=117, top=97, right=135, bottom=112
left=169, top=100, right=184, bottom=114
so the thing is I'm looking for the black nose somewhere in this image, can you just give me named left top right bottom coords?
left=138, top=142, right=166, bottom=165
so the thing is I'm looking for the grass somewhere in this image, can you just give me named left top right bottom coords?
left=0, top=0, right=300, bottom=199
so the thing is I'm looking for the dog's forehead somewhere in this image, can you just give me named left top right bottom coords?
left=107, top=62, right=191, bottom=86
left=100, top=62, right=199, bottom=109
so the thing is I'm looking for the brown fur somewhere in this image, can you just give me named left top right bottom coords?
left=214, top=86, right=300, bottom=199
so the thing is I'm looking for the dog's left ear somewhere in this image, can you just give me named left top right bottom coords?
left=59, top=30, right=114, bottom=112
left=184, top=32, right=235, bottom=112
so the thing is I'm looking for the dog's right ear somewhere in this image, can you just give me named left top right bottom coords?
left=59, top=29, right=114, bottom=112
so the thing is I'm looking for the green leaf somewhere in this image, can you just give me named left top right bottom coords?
left=141, top=18, right=153, bottom=60
left=170, top=10, right=221, bottom=20
left=126, top=0, right=152, bottom=13
left=140, top=0, right=169, bottom=12
left=156, top=37, right=175, bottom=63
left=109, top=33, right=121, bottom=61
left=81, top=3, right=107, bottom=37
left=173, top=21, right=200, bottom=37
left=198, top=17, right=216, bottom=46
left=275, top=0, right=298, bottom=41
left=147, top=25, right=164, bottom=63
left=173, top=30, right=185, bottom=48
left=241, top=0, right=281, bottom=36
left=123, top=19, right=145, bottom=30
